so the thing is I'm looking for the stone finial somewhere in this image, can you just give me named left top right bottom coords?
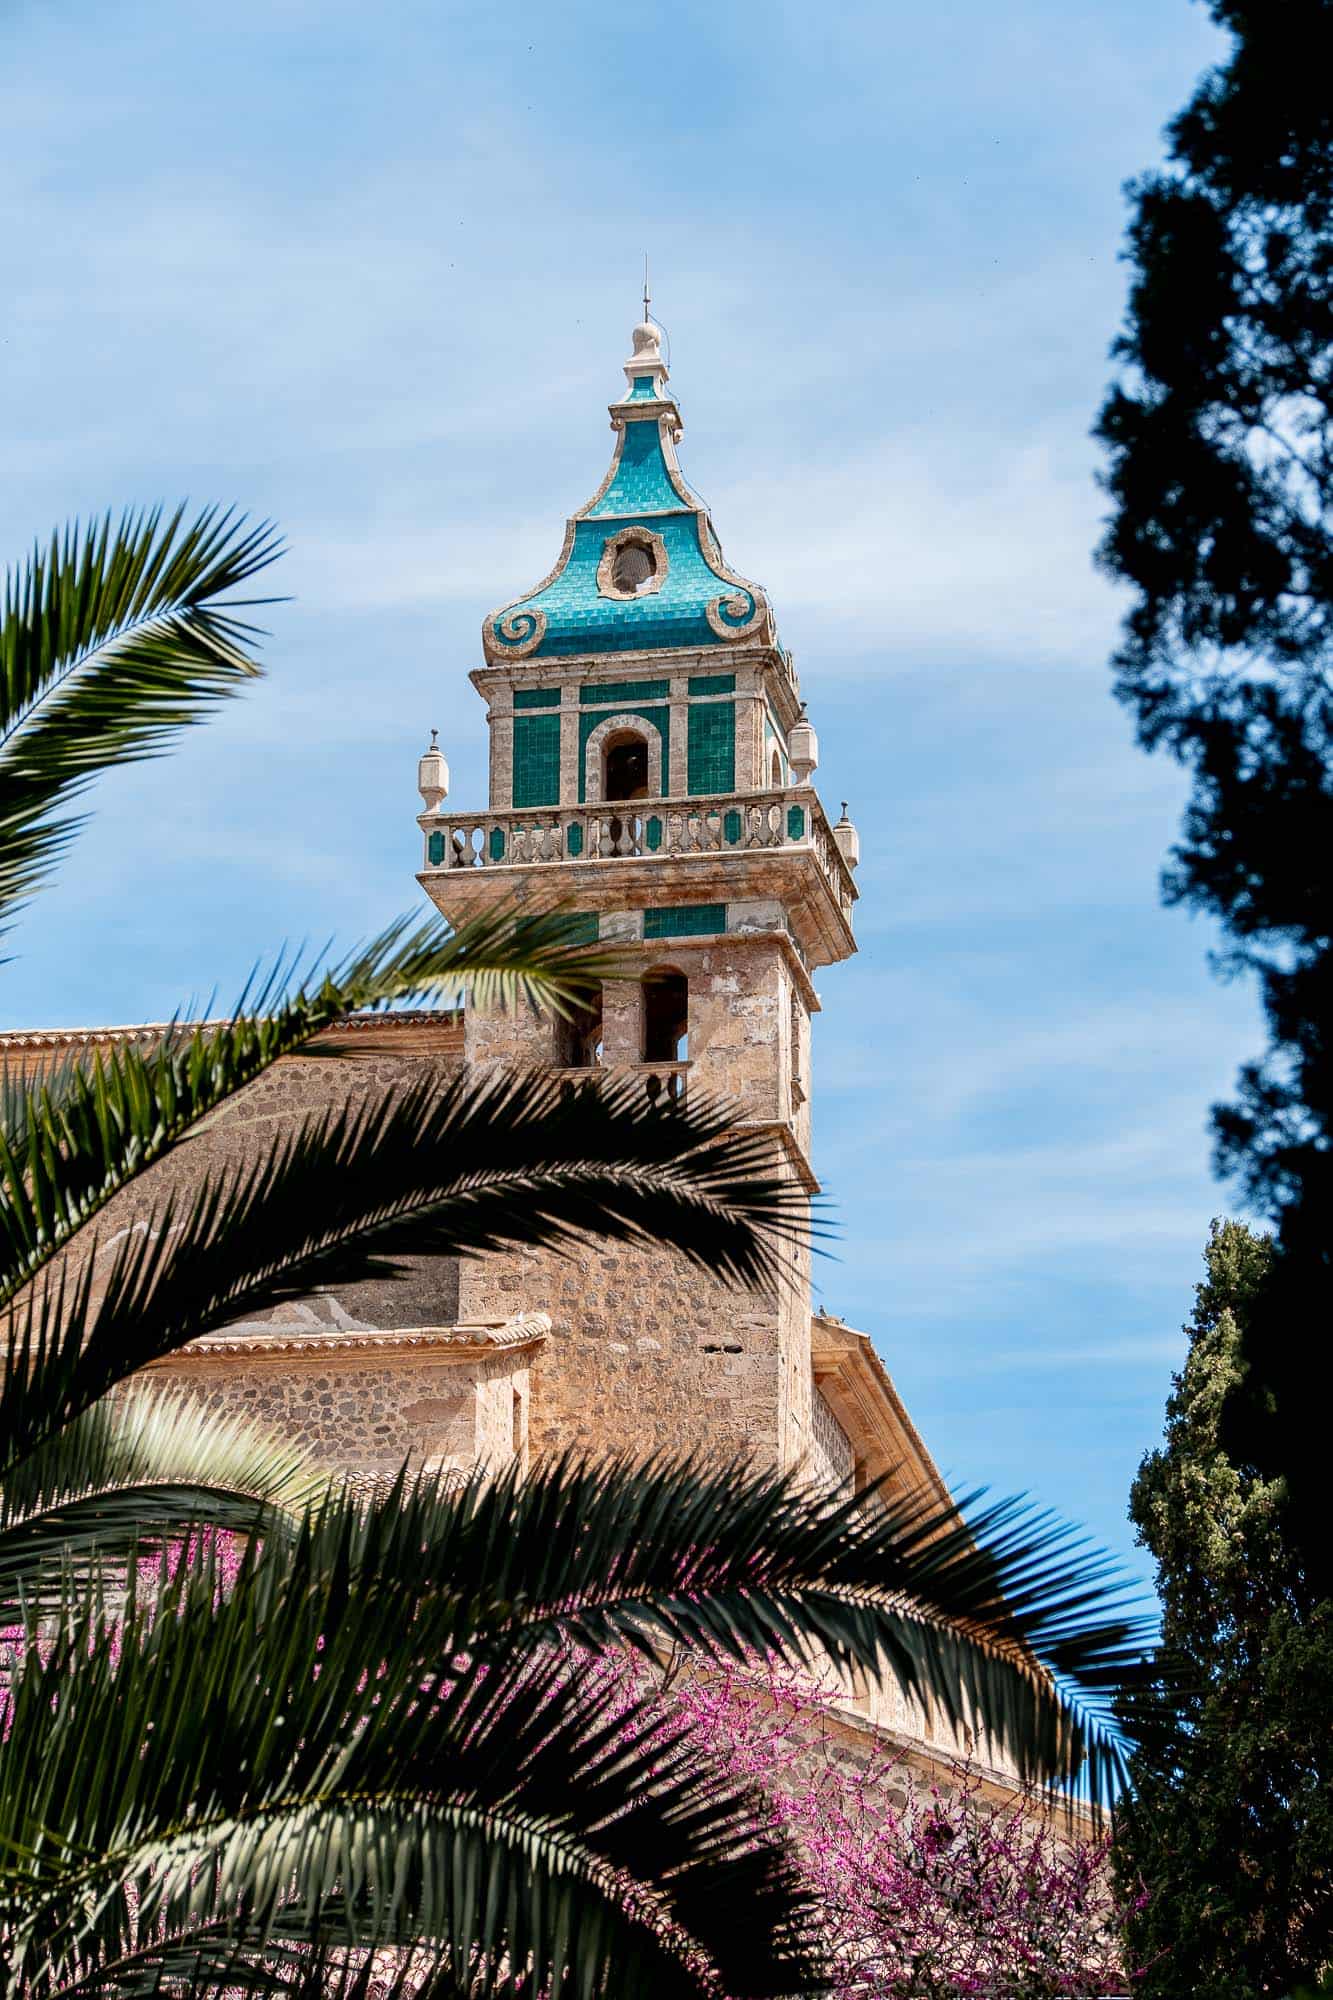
left=833, top=801, right=860, bottom=872
left=417, top=727, right=449, bottom=811
left=789, top=702, right=819, bottom=783
left=622, top=317, right=669, bottom=398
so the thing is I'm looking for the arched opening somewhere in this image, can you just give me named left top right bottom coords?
left=643, top=967, right=689, bottom=1064
left=557, top=986, right=603, bottom=1068
left=771, top=748, right=782, bottom=787
left=603, top=730, right=650, bottom=803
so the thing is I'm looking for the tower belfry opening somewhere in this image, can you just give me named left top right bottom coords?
left=643, top=969, right=689, bottom=1063
left=603, top=731, right=649, bottom=802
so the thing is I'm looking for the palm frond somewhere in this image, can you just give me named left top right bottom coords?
left=253, top=1454, right=1146, bottom=1807
left=1, top=1067, right=809, bottom=1478
left=0, top=506, right=282, bottom=928
left=2, top=1383, right=323, bottom=1524
left=0, top=1450, right=1140, bottom=1991
left=0, top=907, right=632, bottom=1307
left=41, top=1927, right=436, bottom=1998
left=0, top=1551, right=821, bottom=2000
left=0, top=1387, right=325, bottom=1622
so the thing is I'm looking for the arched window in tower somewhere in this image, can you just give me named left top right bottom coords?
left=771, top=748, right=782, bottom=787
left=643, top=967, right=689, bottom=1065
left=602, top=729, right=650, bottom=802
left=557, top=987, right=603, bottom=1069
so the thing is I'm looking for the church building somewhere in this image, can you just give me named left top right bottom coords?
left=0, top=317, right=979, bottom=1767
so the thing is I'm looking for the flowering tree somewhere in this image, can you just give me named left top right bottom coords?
left=586, top=1654, right=1137, bottom=1999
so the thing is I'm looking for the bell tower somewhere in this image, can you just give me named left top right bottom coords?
left=416, top=318, right=860, bottom=1471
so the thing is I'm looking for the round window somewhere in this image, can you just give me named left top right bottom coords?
left=611, top=541, right=656, bottom=594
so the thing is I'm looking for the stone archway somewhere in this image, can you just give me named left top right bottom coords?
left=583, top=712, right=664, bottom=803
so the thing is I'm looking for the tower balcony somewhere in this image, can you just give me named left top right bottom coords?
left=418, top=783, right=857, bottom=968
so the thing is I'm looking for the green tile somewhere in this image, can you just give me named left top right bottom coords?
left=687, top=700, right=735, bottom=795
left=513, top=712, right=561, bottom=808
left=580, top=678, right=670, bottom=706
left=644, top=903, right=726, bottom=939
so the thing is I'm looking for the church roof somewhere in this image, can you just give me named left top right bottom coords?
left=481, top=320, right=779, bottom=666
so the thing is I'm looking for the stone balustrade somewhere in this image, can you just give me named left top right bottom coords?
left=559, top=1061, right=689, bottom=1105
left=633, top=1060, right=688, bottom=1105
left=420, top=786, right=854, bottom=919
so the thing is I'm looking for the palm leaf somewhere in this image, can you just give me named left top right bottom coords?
left=0, top=1067, right=809, bottom=1478
left=0, top=1550, right=821, bottom=2000
left=299, top=1451, right=1147, bottom=1806
left=39, top=1928, right=435, bottom=1997
left=0, top=907, right=634, bottom=1308
left=0, top=506, right=282, bottom=928
left=0, top=1449, right=1141, bottom=1993
left=0, top=1387, right=325, bottom=1622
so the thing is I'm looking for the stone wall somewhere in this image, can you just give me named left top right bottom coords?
left=15, top=1020, right=538, bottom=1482
left=458, top=1232, right=788, bottom=1466
left=80, top=1034, right=466, bottom=1340
left=14, top=1005, right=817, bottom=1485
left=461, top=925, right=817, bottom=1474
left=160, top=1342, right=531, bottom=1481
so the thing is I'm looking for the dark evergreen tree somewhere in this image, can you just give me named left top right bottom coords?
left=1116, top=1221, right=1333, bottom=1997
left=1094, top=0, right=1333, bottom=1573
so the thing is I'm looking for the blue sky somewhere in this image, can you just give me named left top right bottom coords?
left=1, top=0, right=1256, bottom=1576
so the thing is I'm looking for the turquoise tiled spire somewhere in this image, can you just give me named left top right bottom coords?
left=481, top=322, right=777, bottom=665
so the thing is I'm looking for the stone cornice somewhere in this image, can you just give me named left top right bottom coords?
left=810, top=1314, right=954, bottom=1512
left=160, top=1313, right=550, bottom=1363
left=468, top=644, right=803, bottom=727
left=419, top=787, right=856, bottom=971
left=471, top=641, right=776, bottom=692
left=735, top=1116, right=820, bottom=1195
